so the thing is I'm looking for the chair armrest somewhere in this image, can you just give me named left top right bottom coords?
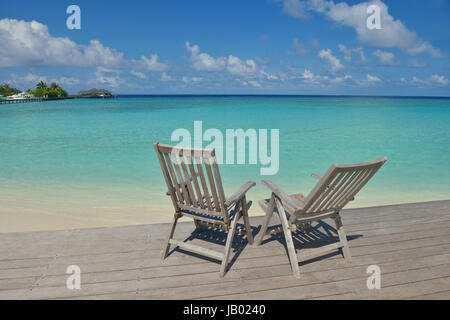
left=261, top=180, right=301, bottom=210
left=311, top=173, right=322, bottom=180
left=225, top=181, right=256, bottom=207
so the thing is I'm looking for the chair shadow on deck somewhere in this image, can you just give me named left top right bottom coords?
left=167, top=223, right=260, bottom=270
left=260, top=220, right=362, bottom=266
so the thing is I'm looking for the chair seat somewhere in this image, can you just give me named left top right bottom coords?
left=180, top=209, right=226, bottom=222
left=181, top=199, right=252, bottom=223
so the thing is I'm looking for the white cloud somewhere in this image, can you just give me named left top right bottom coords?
left=57, top=76, right=80, bottom=86
left=430, top=74, right=449, bottom=86
left=338, top=44, right=352, bottom=61
left=277, top=0, right=442, bottom=58
left=0, top=18, right=167, bottom=70
left=373, top=49, right=398, bottom=66
left=367, top=74, right=381, bottom=82
left=279, top=0, right=309, bottom=19
left=338, top=44, right=366, bottom=63
left=130, top=70, right=148, bottom=79
left=299, top=69, right=351, bottom=85
left=226, top=55, right=257, bottom=76
left=185, top=42, right=257, bottom=76
left=405, top=42, right=442, bottom=58
left=185, top=42, right=226, bottom=71
left=24, top=72, right=46, bottom=83
left=301, top=69, right=316, bottom=82
left=411, top=76, right=426, bottom=87
left=96, top=66, right=120, bottom=74
left=403, top=75, right=449, bottom=87
left=318, top=49, right=343, bottom=72
left=90, top=67, right=123, bottom=88
left=254, top=56, right=271, bottom=65
left=8, top=72, right=46, bottom=85
left=132, top=54, right=168, bottom=71
left=260, top=70, right=278, bottom=80
left=407, top=60, right=427, bottom=68
left=241, top=80, right=261, bottom=87
left=182, top=76, right=202, bottom=84
left=357, top=74, right=382, bottom=86
left=289, top=39, right=308, bottom=56
left=330, top=74, right=352, bottom=83
left=160, top=72, right=175, bottom=82
left=89, top=75, right=123, bottom=88
left=7, top=73, right=80, bottom=88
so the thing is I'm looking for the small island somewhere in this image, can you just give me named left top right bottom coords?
left=0, top=84, right=21, bottom=97
left=0, top=81, right=71, bottom=103
left=75, top=88, right=118, bottom=98
left=1, top=84, right=117, bottom=104
left=28, top=81, right=68, bottom=98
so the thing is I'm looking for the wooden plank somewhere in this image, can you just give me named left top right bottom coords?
left=0, top=200, right=447, bottom=300
left=407, top=290, right=450, bottom=300
left=169, top=239, right=224, bottom=261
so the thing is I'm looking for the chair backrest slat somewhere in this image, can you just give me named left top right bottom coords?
left=154, top=146, right=180, bottom=211
left=211, top=157, right=228, bottom=220
left=187, top=157, right=206, bottom=209
left=204, top=157, right=222, bottom=213
left=337, top=166, right=379, bottom=208
left=171, top=152, right=192, bottom=206
left=154, top=142, right=227, bottom=219
left=310, top=171, right=351, bottom=212
left=178, top=153, right=198, bottom=205
left=195, top=156, right=213, bottom=210
left=297, top=157, right=386, bottom=218
left=319, top=170, right=359, bottom=211
left=163, top=152, right=184, bottom=205
left=313, top=171, right=350, bottom=212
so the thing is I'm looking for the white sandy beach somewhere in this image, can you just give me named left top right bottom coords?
left=2, top=191, right=449, bottom=233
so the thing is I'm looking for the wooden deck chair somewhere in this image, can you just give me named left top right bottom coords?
left=255, top=157, right=387, bottom=278
left=154, top=142, right=255, bottom=277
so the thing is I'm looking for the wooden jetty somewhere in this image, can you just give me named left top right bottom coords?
left=0, top=200, right=449, bottom=299
left=0, top=98, right=42, bottom=104
left=0, top=97, right=74, bottom=104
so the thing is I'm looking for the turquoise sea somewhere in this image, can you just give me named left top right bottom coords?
left=1, top=96, right=449, bottom=227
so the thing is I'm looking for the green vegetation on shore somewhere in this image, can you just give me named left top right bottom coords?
left=27, top=81, right=68, bottom=98
left=78, top=88, right=113, bottom=97
left=0, top=84, right=21, bottom=96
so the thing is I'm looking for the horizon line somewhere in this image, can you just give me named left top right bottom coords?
left=112, top=94, right=450, bottom=99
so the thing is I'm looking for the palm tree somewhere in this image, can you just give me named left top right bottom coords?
left=36, top=80, right=48, bottom=90
left=50, top=82, right=60, bottom=90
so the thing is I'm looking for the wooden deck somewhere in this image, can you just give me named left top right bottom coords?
left=0, top=200, right=449, bottom=300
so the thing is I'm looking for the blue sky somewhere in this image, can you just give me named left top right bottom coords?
left=1, top=0, right=449, bottom=95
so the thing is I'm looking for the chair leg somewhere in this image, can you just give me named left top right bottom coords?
left=255, top=194, right=276, bottom=246
left=220, top=212, right=241, bottom=277
left=276, top=198, right=300, bottom=278
left=241, top=196, right=254, bottom=245
left=161, top=213, right=180, bottom=260
left=334, top=213, right=352, bottom=262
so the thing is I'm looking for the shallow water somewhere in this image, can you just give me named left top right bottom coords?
left=0, top=96, right=449, bottom=226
